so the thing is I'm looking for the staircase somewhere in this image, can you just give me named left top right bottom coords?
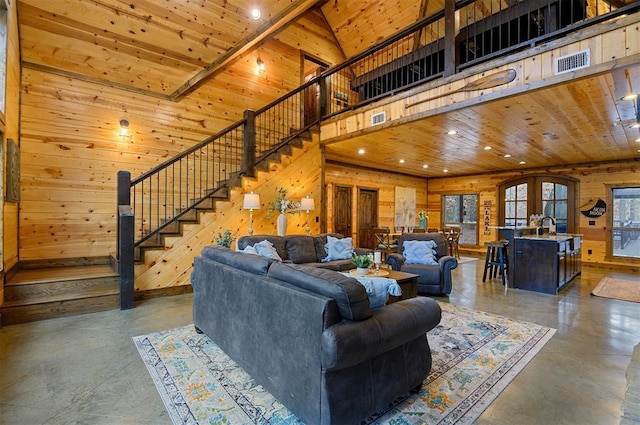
left=0, top=258, right=119, bottom=325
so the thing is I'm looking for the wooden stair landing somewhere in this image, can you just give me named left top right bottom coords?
left=1, top=264, right=119, bottom=326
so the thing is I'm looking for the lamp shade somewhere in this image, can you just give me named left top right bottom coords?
left=243, top=193, right=261, bottom=210
left=300, top=197, right=315, bottom=211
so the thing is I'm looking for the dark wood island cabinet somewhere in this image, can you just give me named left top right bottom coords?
left=498, top=227, right=582, bottom=294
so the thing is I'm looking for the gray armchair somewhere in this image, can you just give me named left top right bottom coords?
left=386, top=232, right=458, bottom=295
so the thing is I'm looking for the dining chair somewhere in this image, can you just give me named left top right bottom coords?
left=372, top=228, right=398, bottom=258
left=443, top=227, right=461, bottom=259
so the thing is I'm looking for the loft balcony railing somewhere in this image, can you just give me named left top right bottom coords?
left=117, top=0, right=640, bottom=308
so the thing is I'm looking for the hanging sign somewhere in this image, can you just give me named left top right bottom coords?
left=580, top=198, right=606, bottom=217
left=484, top=200, right=491, bottom=235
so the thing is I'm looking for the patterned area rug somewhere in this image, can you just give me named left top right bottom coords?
left=133, top=303, right=555, bottom=425
left=592, top=277, right=640, bottom=303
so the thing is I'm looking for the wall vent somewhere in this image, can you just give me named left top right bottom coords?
left=555, top=49, right=590, bottom=75
left=371, top=111, right=386, bottom=126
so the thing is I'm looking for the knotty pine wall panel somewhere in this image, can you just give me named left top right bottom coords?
left=3, top=0, right=22, bottom=297
left=134, top=136, right=322, bottom=291
left=324, top=163, right=427, bottom=245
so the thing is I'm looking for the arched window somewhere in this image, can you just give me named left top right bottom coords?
left=498, top=175, right=576, bottom=233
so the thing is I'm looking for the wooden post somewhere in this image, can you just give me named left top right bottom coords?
left=118, top=205, right=135, bottom=310
left=243, top=110, right=256, bottom=178
left=444, top=0, right=456, bottom=77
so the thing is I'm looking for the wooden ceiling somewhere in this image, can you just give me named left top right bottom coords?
left=17, top=0, right=640, bottom=177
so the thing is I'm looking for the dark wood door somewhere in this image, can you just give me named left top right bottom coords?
left=333, top=185, right=352, bottom=238
left=358, top=189, right=378, bottom=249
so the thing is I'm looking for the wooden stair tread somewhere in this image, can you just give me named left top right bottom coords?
left=1, top=286, right=119, bottom=308
left=7, top=264, right=117, bottom=286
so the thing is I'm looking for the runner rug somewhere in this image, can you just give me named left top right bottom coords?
left=133, top=303, right=555, bottom=425
left=591, top=276, right=640, bottom=303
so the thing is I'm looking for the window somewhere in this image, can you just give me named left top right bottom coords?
left=443, top=194, right=478, bottom=245
left=498, top=175, right=576, bottom=232
left=612, top=187, right=640, bottom=259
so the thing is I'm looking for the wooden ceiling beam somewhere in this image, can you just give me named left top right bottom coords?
left=170, top=0, right=326, bottom=101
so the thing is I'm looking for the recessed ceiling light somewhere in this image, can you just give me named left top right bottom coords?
left=504, top=154, right=512, bottom=158
left=636, top=138, right=640, bottom=143
left=621, top=93, right=638, bottom=101
left=484, top=146, right=492, bottom=150
left=631, top=123, right=640, bottom=129
left=446, top=130, right=458, bottom=135
left=358, top=148, right=365, bottom=154
left=399, top=159, right=405, bottom=164
left=422, top=164, right=429, bottom=169
left=443, top=168, right=449, bottom=173
left=251, top=8, right=261, bottom=20
left=519, top=161, right=526, bottom=165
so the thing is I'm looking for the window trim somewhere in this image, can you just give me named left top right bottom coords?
left=498, top=174, right=577, bottom=232
left=605, top=184, right=640, bottom=264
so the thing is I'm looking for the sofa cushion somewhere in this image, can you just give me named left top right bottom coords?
left=285, top=235, right=318, bottom=264
left=311, top=259, right=355, bottom=271
left=403, top=240, right=438, bottom=265
left=237, top=235, right=288, bottom=261
left=201, top=245, right=236, bottom=265
left=322, top=236, right=353, bottom=262
left=230, top=252, right=275, bottom=275
left=268, top=262, right=372, bottom=321
left=313, top=233, right=344, bottom=262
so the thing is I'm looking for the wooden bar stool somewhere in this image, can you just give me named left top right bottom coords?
left=482, top=241, right=509, bottom=293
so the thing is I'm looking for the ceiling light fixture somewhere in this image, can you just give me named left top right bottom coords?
left=422, top=164, right=429, bottom=169
left=622, top=93, right=638, bottom=101
left=399, top=159, right=405, bottom=164
left=519, top=161, right=526, bottom=165
left=504, top=154, right=512, bottom=158
left=119, top=119, right=130, bottom=137
left=484, top=146, right=492, bottom=150
left=446, top=130, right=458, bottom=135
left=256, top=57, right=265, bottom=74
left=251, top=8, right=261, bottom=20
left=443, top=168, right=449, bottom=173
left=358, top=148, right=365, bottom=154
left=631, top=123, right=640, bottom=129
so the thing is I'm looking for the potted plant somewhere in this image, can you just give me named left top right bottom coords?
left=214, top=229, right=236, bottom=249
left=353, top=253, right=373, bottom=275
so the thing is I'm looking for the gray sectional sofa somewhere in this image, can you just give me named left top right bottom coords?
left=237, top=233, right=370, bottom=271
left=191, top=245, right=442, bottom=425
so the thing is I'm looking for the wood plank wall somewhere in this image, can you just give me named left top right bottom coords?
left=2, top=0, right=21, bottom=305
left=324, top=163, right=428, bottom=244
left=134, top=135, right=322, bottom=291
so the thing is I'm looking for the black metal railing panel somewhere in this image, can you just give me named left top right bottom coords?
left=130, top=123, right=244, bottom=245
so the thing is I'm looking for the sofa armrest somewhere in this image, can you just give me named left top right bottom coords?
left=321, top=297, right=441, bottom=371
left=386, top=252, right=404, bottom=270
left=353, top=247, right=372, bottom=255
left=438, top=255, right=458, bottom=294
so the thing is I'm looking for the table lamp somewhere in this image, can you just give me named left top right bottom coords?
left=243, top=192, right=261, bottom=236
left=300, top=197, right=315, bottom=235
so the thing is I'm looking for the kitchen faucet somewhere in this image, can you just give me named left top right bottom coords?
left=541, top=216, right=557, bottom=235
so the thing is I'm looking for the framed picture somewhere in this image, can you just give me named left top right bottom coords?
left=6, top=138, right=19, bottom=202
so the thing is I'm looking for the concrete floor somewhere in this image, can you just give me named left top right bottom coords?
left=0, top=258, right=639, bottom=425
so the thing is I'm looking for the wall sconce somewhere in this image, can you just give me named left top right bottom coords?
left=300, top=196, right=315, bottom=235
left=119, top=119, right=129, bottom=137
left=243, top=192, right=261, bottom=236
left=256, top=57, right=265, bottom=75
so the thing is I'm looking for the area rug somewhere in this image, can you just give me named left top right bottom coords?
left=591, top=276, right=640, bottom=303
left=133, top=303, right=555, bottom=425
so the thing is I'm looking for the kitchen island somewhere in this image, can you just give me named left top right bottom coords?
left=498, top=227, right=582, bottom=294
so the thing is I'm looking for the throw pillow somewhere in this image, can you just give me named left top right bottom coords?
left=403, top=240, right=438, bottom=265
left=254, top=240, right=283, bottom=261
left=239, top=245, right=258, bottom=255
left=322, top=236, right=353, bottom=262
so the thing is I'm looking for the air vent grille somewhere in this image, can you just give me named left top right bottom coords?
left=555, top=49, right=590, bottom=75
left=371, top=111, right=386, bottom=126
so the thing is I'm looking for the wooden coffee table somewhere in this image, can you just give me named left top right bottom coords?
left=385, top=269, right=418, bottom=303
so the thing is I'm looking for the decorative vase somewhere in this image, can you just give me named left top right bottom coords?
left=277, top=213, right=287, bottom=236
left=419, top=217, right=427, bottom=229
left=356, top=267, right=370, bottom=275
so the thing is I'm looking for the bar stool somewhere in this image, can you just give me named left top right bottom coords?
left=483, top=241, right=509, bottom=293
